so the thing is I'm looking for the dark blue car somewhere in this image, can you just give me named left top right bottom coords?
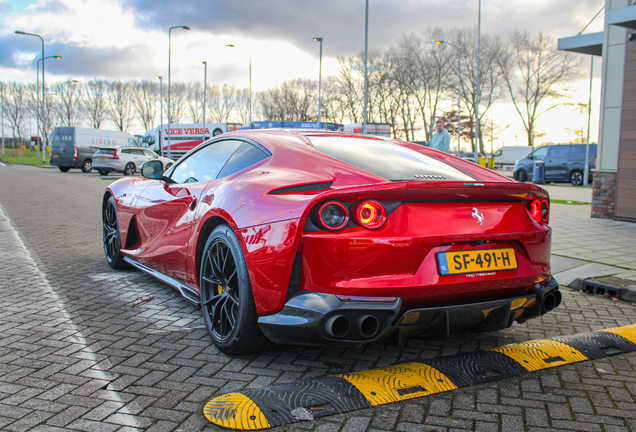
left=513, top=144, right=597, bottom=186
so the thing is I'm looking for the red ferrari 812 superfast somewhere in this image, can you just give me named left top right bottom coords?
left=102, top=129, right=560, bottom=354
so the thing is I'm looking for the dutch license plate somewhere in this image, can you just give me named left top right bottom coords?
left=98, top=158, right=107, bottom=161
left=437, top=248, right=517, bottom=275
left=52, top=154, right=59, bottom=158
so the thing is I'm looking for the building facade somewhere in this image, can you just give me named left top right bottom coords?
left=559, top=0, right=636, bottom=221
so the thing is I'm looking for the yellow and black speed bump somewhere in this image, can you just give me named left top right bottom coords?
left=204, top=324, right=636, bottom=430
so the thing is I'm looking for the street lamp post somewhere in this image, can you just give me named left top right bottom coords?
left=202, top=61, right=207, bottom=141
left=363, top=0, right=369, bottom=134
left=15, top=30, right=48, bottom=162
left=168, top=25, right=190, bottom=159
left=474, top=0, right=482, bottom=164
left=584, top=57, right=594, bottom=186
left=1, top=82, right=5, bottom=157
left=34, top=55, right=61, bottom=159
left=313, top=37, right=323, bottom=130
left=226, top=44, right=252, bottom=125
left=156, top=76, right=163, bottom=149
left=435, top=40, right=462, bottom=157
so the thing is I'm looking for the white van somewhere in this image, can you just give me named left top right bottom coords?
left=492, top=146, right=532, bottom=168
left=50, top=127, right=139, bottom=173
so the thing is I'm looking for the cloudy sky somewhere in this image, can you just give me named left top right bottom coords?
left=1, top=0, right=607, bottom=143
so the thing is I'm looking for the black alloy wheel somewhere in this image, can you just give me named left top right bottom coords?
left=81, top=159, right=92, bottom=173
left=124, top=163, right=136, bottom=176
left=199, top=225, right=269, bottom=354
left=102, top=196, right=127, bottom=269
left=570, top=170, right=583, bottom=186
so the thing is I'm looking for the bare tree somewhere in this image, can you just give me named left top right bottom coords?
left=321, top=76, right=346, bottom=125
left=334, top=56, right=365, bottom=123
left=497, top=31, right=581, bottom=147
left=24, top=83, right=42, bottom=139
left=233, top=88, right=251, bottom=124
left=406, top=29, right=453, bottom=141
left=167, top=82, right=187, bottom=124
left=131, top=80, right=159, bottom=131
left=333, top=51, right=389, bottom=128
left=82, top=79, right=109, bottom=129
left=451, top=27, right=507, bottom=153
left=258, top=79, right=316, bottom=121
left=52, top=81, right=83, bottom=127
left=108, top=81, right=133, bottom=132
left=205, top=84, right=221, bottom=122
left=2, top=82, right=28, bottom=147
left=209, top=84, right=236, bottom=122
left=383, top=48, right=420, bottom=140
left=186, top=82, right=204, bottom=123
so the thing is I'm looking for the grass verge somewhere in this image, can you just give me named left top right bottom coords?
left=551, top=199, right=591, bottom=205
left=0, top=148, right=50, bottom=165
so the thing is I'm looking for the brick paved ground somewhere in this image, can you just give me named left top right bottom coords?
left=0, top=164, right=635, bottom=432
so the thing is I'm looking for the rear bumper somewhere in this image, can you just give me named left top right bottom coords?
left=258, top=278, right=560, bottom=346
left=93, top=161, right=124, bottom=172
left=50, top=157, right=78, bottom=168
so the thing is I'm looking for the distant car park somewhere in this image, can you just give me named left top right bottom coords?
left=50, top=127, right=139, bottom=173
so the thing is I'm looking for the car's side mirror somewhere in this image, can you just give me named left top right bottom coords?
left=527, top=154, right=534, bottom=160
left=141, top=160, right=163, bottom=179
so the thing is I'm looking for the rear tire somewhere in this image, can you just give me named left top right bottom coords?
left=81, top=159, right=92, bottom=173
left=98, top=170, right=109, bottom=176
left=124, top=163, right=136, bottom=176
left=59, top=166, right=70, bottom=172
left=102, top=196, right=128, bottom=270
left=515, top=169, right=527, bottom=182
left=570, top=170, right=583, bottom=186
left=199, top=225, right=270, bottom=354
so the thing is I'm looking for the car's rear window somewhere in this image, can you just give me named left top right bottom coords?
left=95, top=149, right=116, bottom=156
left=305, top=135, right=473, bottom=181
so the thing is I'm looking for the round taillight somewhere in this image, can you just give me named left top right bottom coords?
left=317, top=201, right=349, bottom=230
left=541, top=198, right=549, bottom=223
left=530, top=199, right=542, bottom=223
left=354, top=200, right=387, bottom=230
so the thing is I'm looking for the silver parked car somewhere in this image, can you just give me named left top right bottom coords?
left=92, top=147, right=174, bottom=176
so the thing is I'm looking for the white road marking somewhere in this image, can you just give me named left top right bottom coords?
left=0, top=204, right=138, bottom=424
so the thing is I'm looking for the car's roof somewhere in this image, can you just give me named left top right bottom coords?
left=213, top=128, right=509, bottom=183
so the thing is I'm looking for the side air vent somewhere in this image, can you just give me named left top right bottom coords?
left=269, top=182, right=333, bottom=195
left=413, top=175, right=446, bottom=180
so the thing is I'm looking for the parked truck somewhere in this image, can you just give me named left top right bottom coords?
left=141, top=123, right=242, bottom=159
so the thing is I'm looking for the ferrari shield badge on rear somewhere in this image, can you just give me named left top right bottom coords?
left=101, top=129, right=560, bottom=355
